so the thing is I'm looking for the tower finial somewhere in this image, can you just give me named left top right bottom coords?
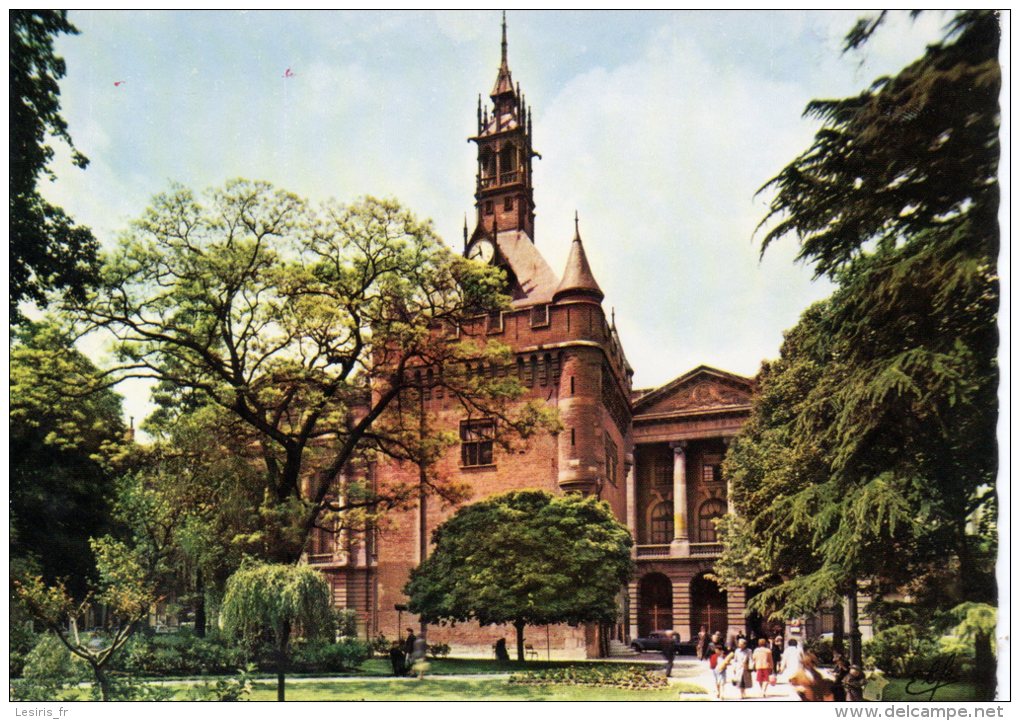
left=501, top=11, right=508, bottom=66
left=574, top=210, right=580, bottom=239
left=463, top=213, right=469, bottom=249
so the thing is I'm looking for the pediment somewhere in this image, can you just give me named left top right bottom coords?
left=634, top=366, right=753, bottom=417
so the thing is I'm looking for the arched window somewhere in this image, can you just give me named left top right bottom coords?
left=698, top=499, right=726, bottom=543
left=499, top=143, right=518, bottom=172
left=479, top=149, right=495, bottom=179
left=650, top=501, right=673, bottom=544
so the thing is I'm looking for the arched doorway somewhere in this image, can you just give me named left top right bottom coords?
left=690, top=572, right=727, bottom=638
left=637, top=573, right=673, bottom=636
left=746, top=580, right=785, bottom=641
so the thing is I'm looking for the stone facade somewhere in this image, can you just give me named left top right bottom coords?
left=306, top=18, right=778, bottom=658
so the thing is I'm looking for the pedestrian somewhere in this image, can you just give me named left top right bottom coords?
left=831, top=651, right=849, bottom=702
left=771, top=635, right=784, bottom=671
left=730, top=637, right=754, bottom=699
left=411, top=633, right=429, bottom=680
left=403, top=627, right=416, bottom=673
left=710, top=642, right=730, bottom=699
left=661, top=629, right=678, bottom=677
left=789, top=652, right=833, bottom=701
left=711, top=630, right=723, bottom=652
left=844, top=664, right=865, bottom=701
left=779, top=638, right=803, bottom=682
left=388, top=640, right=406, bottom=676
left=696, top=624, right=709, bottom=661
left=752, top=638, right=774, bottom=697
left=495, top=637, right=510, bottom=662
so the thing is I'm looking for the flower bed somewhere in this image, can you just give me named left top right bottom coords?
left=508, top=666, right=668, bottom=690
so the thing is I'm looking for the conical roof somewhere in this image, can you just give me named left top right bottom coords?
left=553, top=214, right=603, bottom=303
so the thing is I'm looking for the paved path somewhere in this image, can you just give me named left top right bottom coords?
left=655, top=656, right=802, bottom=702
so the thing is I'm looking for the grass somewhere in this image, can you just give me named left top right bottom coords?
left=881, top=679, right=983, bottom=702
left=241, top=677, right=706, bottom=701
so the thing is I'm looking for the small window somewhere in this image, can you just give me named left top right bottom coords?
left=460, top=419, right=495, bottom=467
left=604, top=433, right=618, bottom=486
left=504, top=196, right=514, bottom=211
left=484, top=200, right=494, bottom=215
left=650, top=502, right=674, bottom=544
left=530, top=304, right=549, bottom=327
left=486, top=311, right=503, bottom=334
left=702, top=464, right=723, bottom=485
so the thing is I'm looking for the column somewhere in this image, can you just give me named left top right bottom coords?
left=722, top=436, right=735, bottom=514
left=670, top=442, right=689, bottom=555
left=624, top=452, right=636, bottom=543
left=627, top=581, right=639, bottom=642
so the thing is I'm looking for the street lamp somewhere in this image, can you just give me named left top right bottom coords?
left=395, top=604, right=407, bottom=639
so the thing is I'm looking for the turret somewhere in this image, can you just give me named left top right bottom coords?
left=553, top=213, right=604, bottom=304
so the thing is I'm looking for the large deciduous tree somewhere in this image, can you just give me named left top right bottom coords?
left=404, top=490, right=633, bottom=661
left=10, top=320, right=129, bottom=598
left=10, top=10, right=99, bottom=324
left=69, top=180, right=552, bottom=563
left=719, top=10, right=999, bottom=667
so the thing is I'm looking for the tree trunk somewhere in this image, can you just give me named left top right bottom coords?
left=846, top=587, right=862, bottom=667
left=974, top=630, right=996, bottom=700
left=515, top=620, right=526, bottom=662
left=277, top=622, right=290, bottom=701
left=195, top=569, right=206, bottom=638
left=832, top=600, right=845, bottom=656
left=93, top=663, right=111, bottom=701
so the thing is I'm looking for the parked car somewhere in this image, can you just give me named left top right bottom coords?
left=630, top=631, right=690, bottom=653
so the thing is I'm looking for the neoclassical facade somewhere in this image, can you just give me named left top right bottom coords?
left=305, top=18, right=780, bottom=657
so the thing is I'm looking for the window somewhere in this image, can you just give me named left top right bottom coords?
left=702, top=463, right=723, bottom=485
left=460, top=419, right=495, bottom=467
left=653, top=454, right=672, bottom=487
left=484, top=200, right=494, bottom=215
left=698, top=499, right=726, bottom=543
left=530, top=304, right=549, bottom=327
left=504, top=196, right=514, bottom=211
left=486, top=311, right=503, bottom=334
left=650, top=501, right=674, bottom=544
left=604, top=434, right=618, bottom=486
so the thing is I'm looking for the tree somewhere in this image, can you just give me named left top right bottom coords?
left=723, top=10, right=1000, bottom=666
left=404, top=490, right=633, bottom=661
left=10, top=10, right=99, bottom=324
left=10, top=320, right=129, bottom=598
left=13, top=538, right=157, bottom=701
left=69, top=181, right=554, bottom=563
left=221, top=562, right=333, bottom=701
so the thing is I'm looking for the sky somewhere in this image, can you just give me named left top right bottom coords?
left=41, top=10, right=961, bottom=426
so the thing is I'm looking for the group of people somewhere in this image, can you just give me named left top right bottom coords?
left=660, top=626, right=868, bottom=702
left=389, top=627, right=429, bottom=678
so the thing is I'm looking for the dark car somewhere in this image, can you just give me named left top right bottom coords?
left=630, top=631, right=684, bottom=653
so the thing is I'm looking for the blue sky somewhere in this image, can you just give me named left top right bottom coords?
left=43, top=10, right=959, bottom=424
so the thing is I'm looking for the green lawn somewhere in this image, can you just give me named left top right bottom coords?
left=241, top=678, right=705, bottom=701
left=881, top=679, right=983, bottom=702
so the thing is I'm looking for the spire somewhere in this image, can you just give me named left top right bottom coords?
left=553, top=213, right=604, bottom=303
left=463, top=214, right=469, bottom=249
left=491, top=11, right=515, bottom=98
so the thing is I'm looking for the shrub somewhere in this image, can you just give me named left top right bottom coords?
left=803, top=635, right=834, bottom=664
left=118, top=631, right=243, bottom=676
left=290, top=639, right=371, bottom=673
left=23, top=634, right=74, bottom=681
left=864, top=625, right=966, bottom=680
left=508, top=666, right=667, bottom=690
left=427, top=642, right=451, bottom=659
left=184, top=664, right=256, bottom=701
left=334, top=609, right=359, bottom=639
left=370, top=633, right=391, bottom=656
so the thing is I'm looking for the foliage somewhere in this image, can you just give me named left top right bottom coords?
left=118, top=631, right=243, bottom=676
left=69, top=182, right=555, bottom=563
left=508, top=665, right=667, bottom=690
left=405, top=490, right=633, bottom=661
left=183, top=664, right=256, bottom=701
left=22, top=633, right=81, bottom=682
left=290, top=639, right=371, bottom=672
left=427, top=642, right=451, bottom=659
left=10, top=321, right=129, bottom=598
left=802, top=636, right=834, bottom=665
left=10, top=10, right=99, bottom=323
left=221, top=561, right=334, bottom=701
left=11, top=537, right=158, bottom=701
left=370, top=633, right=391, bottom=656
left=721, top=11, right=999, bottom=628
left=334, top=608, right=359, bottom=639
left=863, top=625, right=962, bottom=680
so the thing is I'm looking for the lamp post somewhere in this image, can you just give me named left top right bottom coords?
left=395, top=604, right=407, bottom=639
